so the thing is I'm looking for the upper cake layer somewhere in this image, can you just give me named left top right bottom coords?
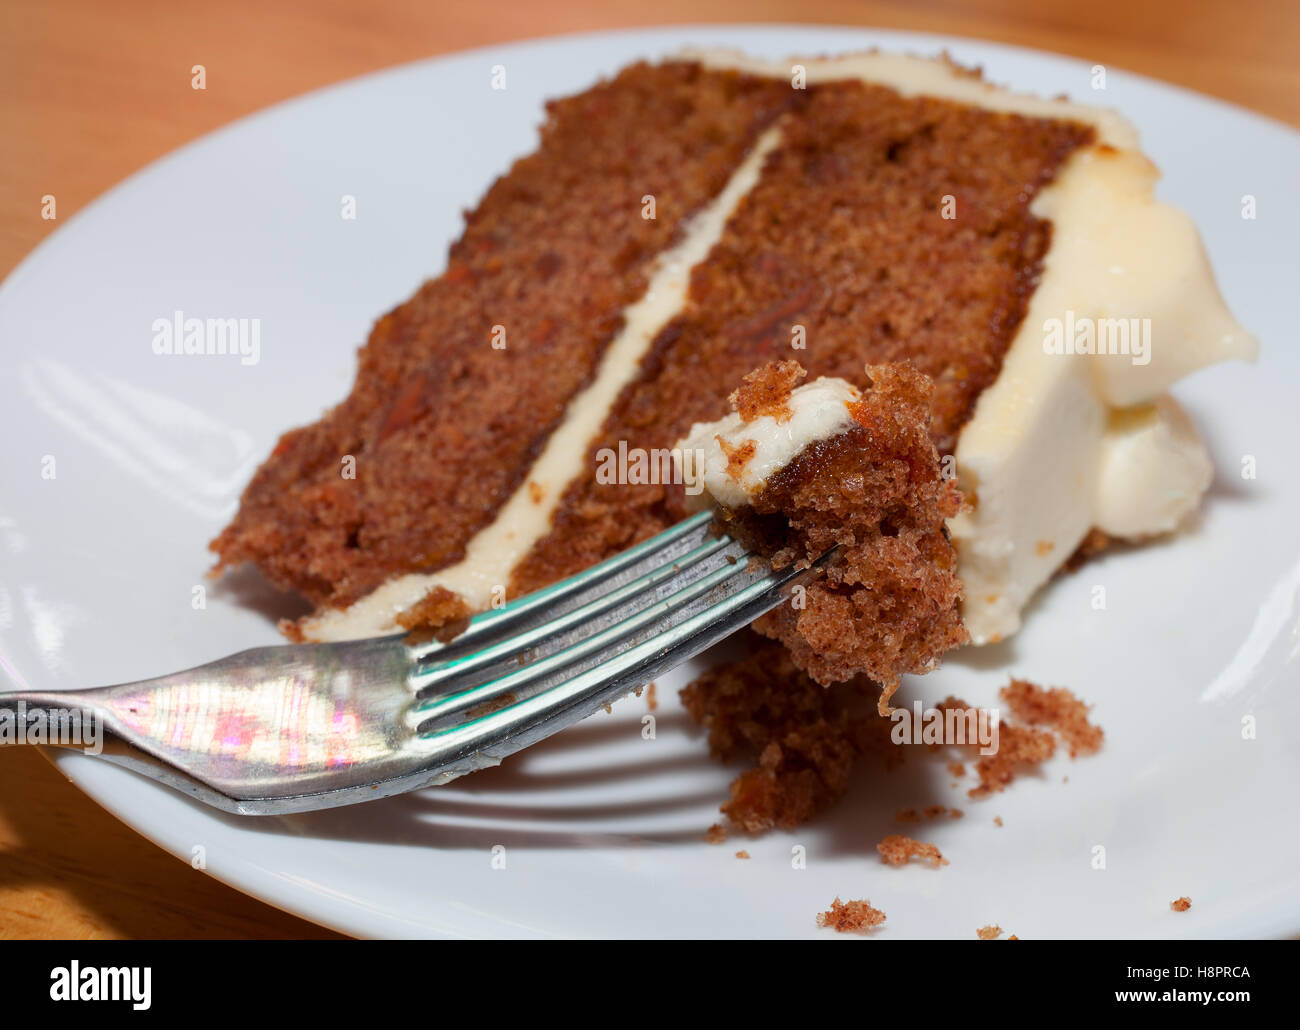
left=212, top=53, right=1255, bottom=648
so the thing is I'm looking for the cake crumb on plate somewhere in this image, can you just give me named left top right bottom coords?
left=1000, top=678, right=1104, bottom=758
left=877, top=833, right=948, bottom=868
left=817, top=897, right=886, bottom=933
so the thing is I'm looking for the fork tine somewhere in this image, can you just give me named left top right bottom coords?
left=409, top=533, right=734, bottom=694
left=413, top=551, right=756, bottom=728
left=406, top=509, right=715, bottom=664
left=413, top=550, right=835, bottom=782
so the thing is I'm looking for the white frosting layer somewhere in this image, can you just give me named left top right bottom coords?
left=300, top=126, right=784, bottom=641
left=688, top=49, right=1138, bottom=147
left=946, top=142, right=1254, bottom=642
left=675, top=377, right=861, bottom=510
left=1094, top=397, right=1213, bottom=538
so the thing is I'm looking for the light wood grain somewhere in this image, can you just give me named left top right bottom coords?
left=1, top=0, right=1296, bottom=940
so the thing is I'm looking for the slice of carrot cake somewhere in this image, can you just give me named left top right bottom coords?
left=211, top=52, right=1255, bottom=649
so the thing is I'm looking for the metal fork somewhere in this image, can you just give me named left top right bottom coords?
left=0, top=512, right=832, bottom=815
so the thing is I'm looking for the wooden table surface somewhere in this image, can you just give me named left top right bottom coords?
left=2, top=0, right=1297, bottom=940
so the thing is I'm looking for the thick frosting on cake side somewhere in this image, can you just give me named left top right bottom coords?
left=938, top=103, right=1256, bottom=642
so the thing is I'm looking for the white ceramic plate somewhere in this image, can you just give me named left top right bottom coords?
left=2, top=24, right=1297, bottom=939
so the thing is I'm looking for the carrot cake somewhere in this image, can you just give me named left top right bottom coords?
left=211, top=52, right=1255, bottom=650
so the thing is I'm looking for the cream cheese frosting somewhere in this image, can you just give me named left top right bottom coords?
left=675, top=377, right=862, bottom=511
left=941, top=127, right=1254, bottom=643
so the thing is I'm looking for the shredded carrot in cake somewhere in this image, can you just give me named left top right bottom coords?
left=716, top=434, right=758, bottom=478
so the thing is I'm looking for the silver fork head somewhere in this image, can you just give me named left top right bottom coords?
left=1, top=514, right=832, bottom=815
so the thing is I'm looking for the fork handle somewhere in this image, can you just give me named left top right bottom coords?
left=0, top=691, right=105, bottom=750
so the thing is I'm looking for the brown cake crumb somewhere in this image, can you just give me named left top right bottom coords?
left=705, top=823, right=728, bottom=845
left=936, top=696, right=1057, bottom=798
left=645, top=682, right=658, bottom=711
left=895, top=806, right=962, bottom=823
left=1064, top=528, right=1113, bottom=571
left=730, top=359, right=807, bottom=422
left=970, top=721, right=1056, bottom=798
left=1171, top=896, right=1192, bottom=912
left=680, top=636, right=903, bottom=833
left=716, top=434, right=758, bottom=478
left=721, top=363, right=968, bottom=709
left=948, top=760, right=967, bottom=778
left=735, top=850, right=750, bottom=860
left=1000, top=678, right=1104, bottom=757
left=977, top=924, right=1003, bottom=939
left=817, top=897, right=886, bottom=933
left=877, top=834, right=948, bottom=868
left=465, top=692, right=517, bottom=719
left=395, top=585, right=473, bottom=637
left=685, top=651, right=1101, bottom=834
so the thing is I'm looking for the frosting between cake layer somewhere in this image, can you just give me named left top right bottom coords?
left=300, top=125, right=785, bottom=641
left=675, top=377, right=862, bottom=511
